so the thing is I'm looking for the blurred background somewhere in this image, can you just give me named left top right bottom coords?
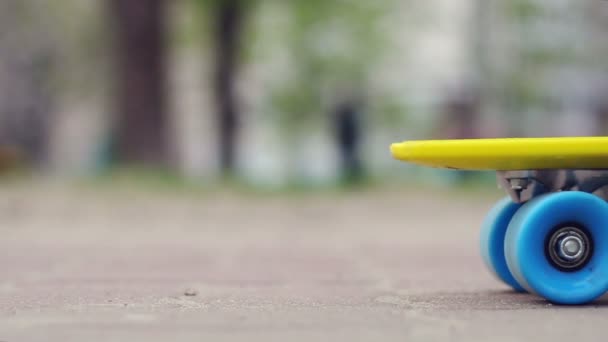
left=4, top=2, right=608, bottom=337
left=1, top=0, right=608, bottom=188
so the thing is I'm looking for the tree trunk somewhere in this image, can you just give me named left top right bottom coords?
left=212, top=0, right=245, bottom=176
left=0, top=0, right=54, bottom=167
left=110, top=0, right=169, bottom=167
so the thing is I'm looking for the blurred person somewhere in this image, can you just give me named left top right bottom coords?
left=592, top=91, right=608, bottom=136
left=434, top=84, right=482, bottom=184
left=436, top=85, right=481, bottom=140
left=332, top=93, right=365, bottom=184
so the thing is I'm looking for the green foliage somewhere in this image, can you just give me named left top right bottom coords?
left=252, top=0, right=395, bottom=134
left=506, top=0, right=543, bottom=20
left=525, top=46, right=577, bottom=65
left=372, top=99, right=413, bottom=128
left=504, top=71, right=545, bottom=109
left=498, top=0, right=585, bottom=117
left=188, top=0, right=403, bottom=134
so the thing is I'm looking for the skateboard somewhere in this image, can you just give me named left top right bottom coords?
left=391, top=136, right=608, bottom=305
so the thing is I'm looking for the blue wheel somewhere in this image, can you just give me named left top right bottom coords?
left=479, top=197, right=525, bottom=292
left=505, top=191, right=608, bottom=304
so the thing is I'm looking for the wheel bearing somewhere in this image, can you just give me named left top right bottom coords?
left=545, top=224, right=593, bottom=272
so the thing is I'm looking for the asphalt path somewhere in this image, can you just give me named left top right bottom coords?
left=1, top=182, right=607, bottom=341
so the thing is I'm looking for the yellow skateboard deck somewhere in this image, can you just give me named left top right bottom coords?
left=390, top=137, right=608, bottom=170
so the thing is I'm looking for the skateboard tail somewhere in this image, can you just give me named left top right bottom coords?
left=390, top=137, right=608, bottom=170
left=390, top=140, right=480, bottom=169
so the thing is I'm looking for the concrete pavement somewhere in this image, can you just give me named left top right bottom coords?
left=1, top=182, right=607, bottom=341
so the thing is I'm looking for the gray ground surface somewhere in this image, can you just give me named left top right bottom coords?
left=2, top=181, right=608, bottom=341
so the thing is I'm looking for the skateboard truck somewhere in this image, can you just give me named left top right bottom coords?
left=498, top=169, right=608, bottom=203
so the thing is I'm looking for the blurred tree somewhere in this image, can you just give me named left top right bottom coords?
left=209, top=0, right=248, bottom=177
left=109, top=0, right=170, bottom=167
left=0, top=0, right=55, bottom=167
left=493, top=0, right=592, bottom=136
left=193, top=0, right=256, bottom=177
left=258, top=1, right=390, bottom=184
